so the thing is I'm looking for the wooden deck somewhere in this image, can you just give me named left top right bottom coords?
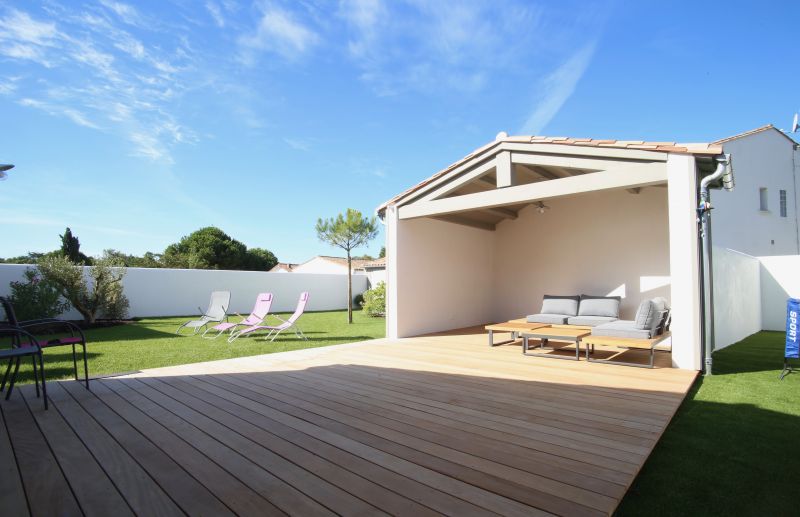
left=0, top=328, right=697, bottom=516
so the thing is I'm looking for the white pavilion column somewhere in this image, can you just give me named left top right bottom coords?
left=667, top=153, right=703, bottom=370
left=385, top=205, right=400, bottom=339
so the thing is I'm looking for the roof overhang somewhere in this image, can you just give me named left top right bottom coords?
left=378, top=135, right=724, bottom=231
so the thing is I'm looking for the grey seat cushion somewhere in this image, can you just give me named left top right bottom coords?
left=540, top=295, right=580, bottom=317
left=567, top=315, right=618, bottom=327
left=592, top=320, right=654, bottom=339
left=578, top=295, right=621, bottom=318
left=527, top=313, right=570, bottom=324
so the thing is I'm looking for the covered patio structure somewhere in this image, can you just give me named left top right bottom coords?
left=379, top=133, right=732, bottom=370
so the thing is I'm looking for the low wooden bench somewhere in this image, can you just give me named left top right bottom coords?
left=581, top=331, right=672, bottom=368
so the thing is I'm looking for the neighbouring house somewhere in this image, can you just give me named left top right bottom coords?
left=711, top=125, right=800, bottom=256
left=291, top=256, right=370, bottom=275
left=377, top=131, right=735, bottom=371
left=269, top=262, right=299, bottom=273
left=355, top=257, right=386, bottom=288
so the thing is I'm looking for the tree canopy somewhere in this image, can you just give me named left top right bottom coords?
left=60, top=227, right=91, bottom=264
left=1, top=227, right=279, bottom=272
left=162, top=227, right=278, bottom=271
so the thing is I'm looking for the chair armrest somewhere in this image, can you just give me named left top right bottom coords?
left=18, top=319, right=86, bottom=342
left=0, top=327, right=44, bottom=351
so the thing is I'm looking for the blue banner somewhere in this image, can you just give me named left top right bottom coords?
left=785, top=298, right=800, bottom=359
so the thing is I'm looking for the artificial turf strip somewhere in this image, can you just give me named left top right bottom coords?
left=617, top=331, right=799, bottom=516
left=7, top=310, right=385, bottom=385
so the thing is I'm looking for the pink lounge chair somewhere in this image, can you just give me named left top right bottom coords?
left=203, top=292, right=273, bottom=339
left=229, top=292, right=309, bottom=343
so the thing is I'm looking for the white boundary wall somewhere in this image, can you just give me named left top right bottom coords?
left=0, top=265, right=368, bottom=318
left=712, top=247, right=761, bottom=349
left=759, top=256, right=800, bottom=331
left=712, top=250, right=800, bottom=346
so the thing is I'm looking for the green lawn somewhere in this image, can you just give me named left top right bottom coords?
left=617, top=331, right=799, bottom=516
left=7, top=310, right=385, bottom=384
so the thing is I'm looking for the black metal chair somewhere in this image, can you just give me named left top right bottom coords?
left=0, top=297, right=89, bottom=390
left=0, top=324, right=47, bottom=409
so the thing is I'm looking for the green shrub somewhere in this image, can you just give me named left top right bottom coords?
left=8, top=268, right=71, bottom=321
left=361, top=282, right=386, bottom=317
left=37, top=255, right=129, bottom=323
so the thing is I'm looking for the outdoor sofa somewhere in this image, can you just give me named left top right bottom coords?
left=526, top=294, right=621, bottom=327
left=583, top=297, right=672, bottom=368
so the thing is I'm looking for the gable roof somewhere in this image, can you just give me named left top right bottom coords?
left=377, top=133, right=723, bottom=215
left=357, top=257, right=386, bottom=269
left=270, top=262, right=298, bottom=272
left=713, top=124, right=799, bottom=146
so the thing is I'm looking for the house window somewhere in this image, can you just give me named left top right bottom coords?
left=759, top=188, right=768, bottom=211
left=780, top=190, right=787, bottom=217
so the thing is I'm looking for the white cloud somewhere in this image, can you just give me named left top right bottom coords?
left=340, top=0, right=385, bottom=59
left=99, top=0, right=143, bottom=26
left=520, top=41, right=597, bottom=135
left=284, top=138, right=311, bottom=151
left=340, top=0, right=544, bottom=96
left=206, top=1, right=225, bottom=28
left=19, top=98, right=101, bottom=129
left=0, top=9, right=58, bottom=45
left=238, top=7, right=319, bottom=62
left=0, top=5, right=197, bottom=164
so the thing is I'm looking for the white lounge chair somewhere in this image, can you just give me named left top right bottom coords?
left=177, top=291, right=230, bottom=335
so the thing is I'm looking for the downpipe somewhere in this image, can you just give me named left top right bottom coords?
left=697, top=154, right=731, bottom=375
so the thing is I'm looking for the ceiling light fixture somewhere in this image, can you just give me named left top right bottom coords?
left=534, top=201, right=550, bottom=214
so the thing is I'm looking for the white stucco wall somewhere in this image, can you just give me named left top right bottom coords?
left=393, top=217, right=495, bottom=337
left=0, top=264, right=368, bottom=318
left=491, top=187, right=671, bottom=322
left=759, top=255, right=800, bottom=331
left=363, top=268, right=386, bottom=289
left=712, top=247, right=761, bottom=349
left=715, top=130, right=799, bottom=256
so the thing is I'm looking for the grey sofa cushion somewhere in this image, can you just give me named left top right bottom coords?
left=541, top=295, right=580, bottom=316
left=567, top=315, right=618, bottom=327
left=578, top=295, right=621, bottom=318
left=527, top=313, right=570, bottom=324
left=635, top=298, right=669, bottom=332
left=634, top=300, right=656, bottom=329
left=592, top=320, right=654, bottom=339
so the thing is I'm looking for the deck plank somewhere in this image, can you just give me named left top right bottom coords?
left=131, top=376, right=384, bottom=516
left=0, top=401, right=30, bottom=517
left=2, top=386, right=81, bottom=516
left=103, top=377, right=327, bottom=517
left=18, top=385, right=133, bottom=517
left=87, top=379, right=286, bottom=516
left=44, top=381, right=183, bottom=517
left=1, top=329, right=697, bottom=516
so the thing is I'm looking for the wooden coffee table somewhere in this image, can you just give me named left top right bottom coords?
left=521, top=327, right=590, bottom=360
left=484, top=322, right=549, bottom=347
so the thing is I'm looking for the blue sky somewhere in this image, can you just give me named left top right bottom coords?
left=1, top=0, right=798, bottom=262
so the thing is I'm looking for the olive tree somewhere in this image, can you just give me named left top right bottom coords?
left=36, top=254, right=129, bottom=323
left=315, top=209, right=378, bottom=323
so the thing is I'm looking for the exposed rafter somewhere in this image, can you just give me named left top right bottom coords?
left=399, top=162, right=668, bottom=220
left=485, top=207, right=518, bottom=220
left=433, top=215, right=495, bottom=232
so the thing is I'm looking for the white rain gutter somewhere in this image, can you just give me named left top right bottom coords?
left=698, top=153, right=732, bottom=375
